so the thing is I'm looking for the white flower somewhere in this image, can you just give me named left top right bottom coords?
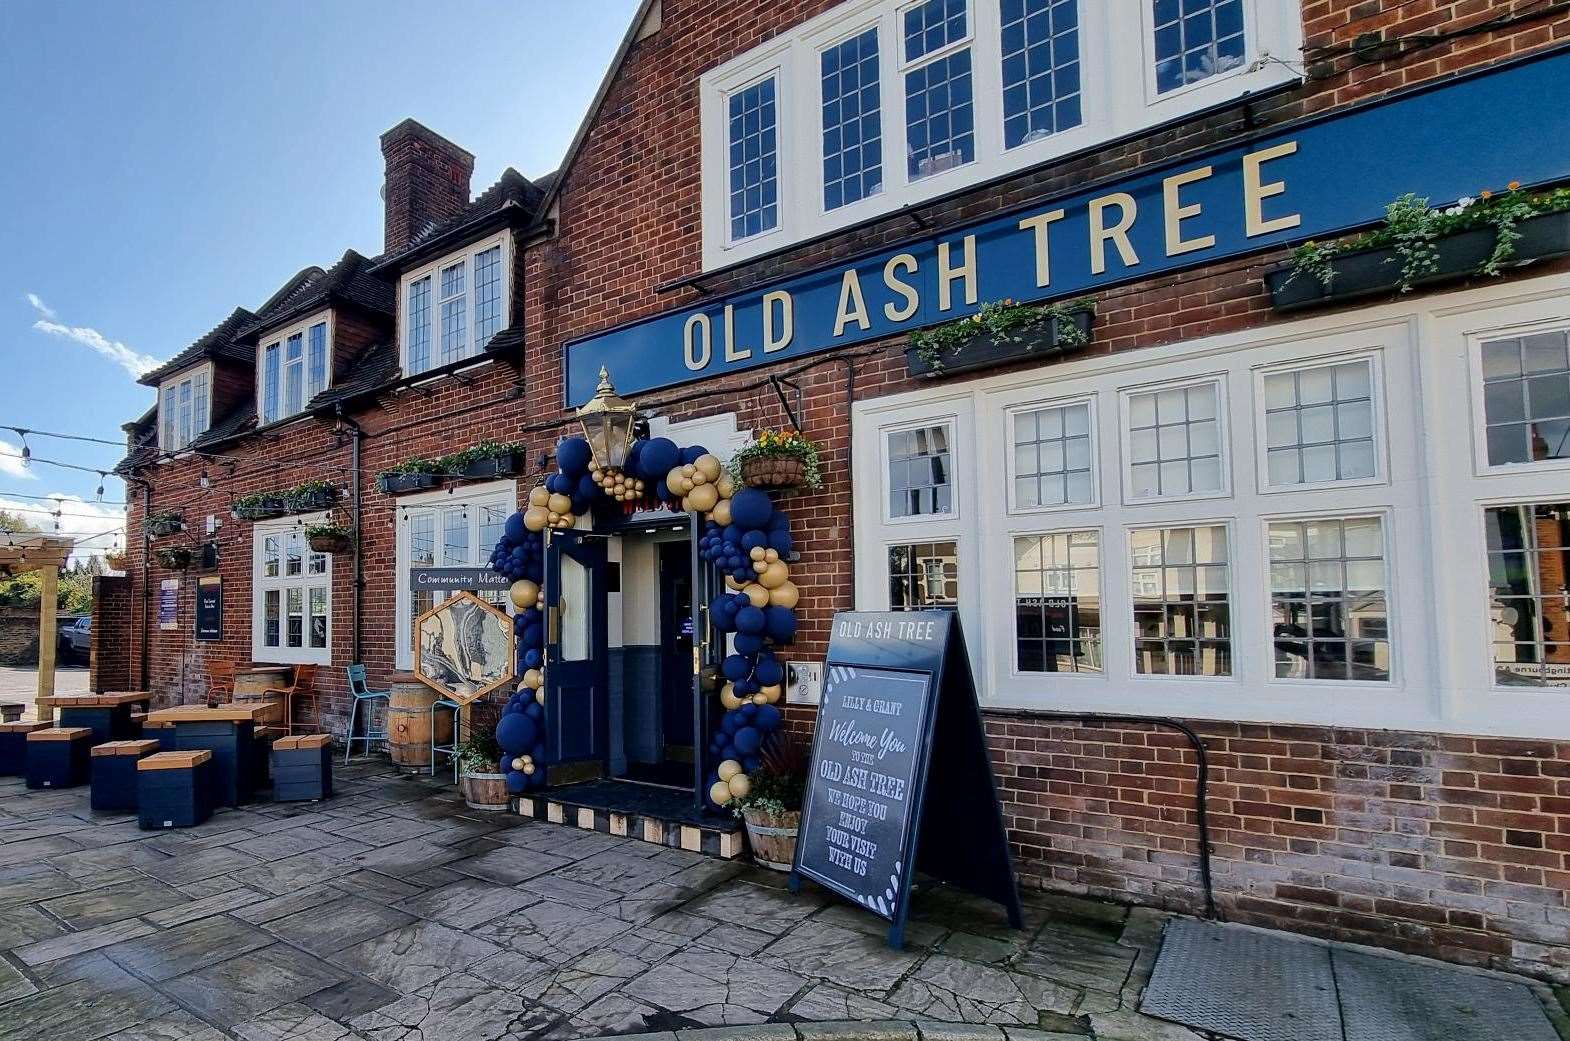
left=1456, top=196, right=1476, bottom=209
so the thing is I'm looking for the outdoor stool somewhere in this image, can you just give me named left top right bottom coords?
left=343, top=664, right=390, bottom=764
left=137, top=750, right=215, bottom=829
left=271, top=734, right=333, bottom=802
left=0, top=702, right=24, bottom=723
left=431, top=697, right=461, bottom=782
left=0, top=721, right=51, bottom=776
left=25, top=727, right=92, bottom=789
left=90, top=739, right=161, bottom=812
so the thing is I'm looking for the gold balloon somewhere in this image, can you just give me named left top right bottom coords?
left=528, top=486, right=550, bottom=507
left=764, top=548, right=779, bottom=563
left=690, top=469, right=709, bottom=486
left=717, top=759, right=742, bottom=782
left=667, top=466, right=692, bottom=495
left=687, top=483, right=719, bottom=512
left=749, top=546, right=767, bottom=562
left=716, top=473, right=736, bottom=498
left=521, top=755, right=533, bottom=766
left=510, top=580, right=540, bottom=610
left=695, top=454, right=724, bottom=481
left=753, top=560, right=768, bottom=574
left=709, top=780, right=733, bottom=806
left=759, top=561, right=790, bottom=589
left=744, top=583, right=770, bottom=608
left=752, top=692, right=768, bottom=705
left=711, top=500, right=732, bottom=526
left=522, top=762, right=536, bottom=775
left=682, top=463, right=697, bottom=478
left=535, top=688, right=545, bottom=705
left=760, top=683, right=783, bottom=703
left=724, top=574, right=746, bottom=592
left=523, top=506, right=549, bottom=532
left=719, top=683, right=743, bottom=710
left=522, top=668, right=543, bottom=690
left=727, top=773, right=751, bottom=798
left=548, top=493, right=573, bottom=515
left=511, top=757, right=526, bottom=771
left=768, top=581, right=799, bottom=608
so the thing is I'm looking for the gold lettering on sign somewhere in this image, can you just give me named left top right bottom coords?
left=1243, top=141, right=1301, bottom=237
left=937, top=235, right=978, bottom=311
left=1018, top=209, right=1065, bottom=288
left=1089, top=193, right=1139, bottom=274
left=683, top=313, right=712, bottom=371
left=723, top=304, right=751, bottom=362
left=883, top=253, right=920, bottom=322
left=762, top=291, right=794, bottom=353
left=834, top=269, right=871, bottom=337
left=1163, top=165, right=1215, bottom=256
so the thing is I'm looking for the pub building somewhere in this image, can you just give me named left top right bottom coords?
left=105, top=1, right=1570, bottom=979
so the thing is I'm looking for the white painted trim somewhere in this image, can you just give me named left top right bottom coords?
left=157, top=361, right=215, bottom=453
left=251, top=513, right=333, bottom=667
left=256, top=309, right=334, bottom=426
left=397, top=230, right=513, bottom=378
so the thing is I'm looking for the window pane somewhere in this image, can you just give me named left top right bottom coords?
left=191, top=372, right=209, bottom=443
left=1485, top=502, right=1570, bottom=687
left=263, top=343, right=280, bottom=425
left=439, top=261, right=468, bottom=365
left=1154, top=0, right=1247, bottom=95
left=442, top=509, right=470, bottom=566
left=1268, top=517, right=1390, bottom=681
left=904, top=0, right=967, bottom=60
left=1001, top=0, right=1082, bottom=148
left=472, top=246, right=503, bottom=347
left=1262, top=361, right=1377, bottom=486
left=407, top=275, right=432, bottom=374
left=263, top=536, right=280, bottom=578
left=1131, top=525, right=1231, bottom=676
left=285, top=532, right=302, bottom=577
left=888, top=424, right=953, bottom=518
left=264, top=590, right=280, bottom=647
left=888, top=541, right=959, bottom=609
left=728, top=77, right=780, bottom=240
left=308, top=322, right=327, bottom=400
left=178, top=380, right=192, bottom=450
left=1127, top=383, right=1222, bottom=498
left=822, top=27, right=883, bottom=210
left=906, top=47, right=975, bottom=179
left=1480, top=331, right=1570, bottom=466
left=286, top=587, right=303, bottom=648
left=308, top=587, right=328, bottom=649
left=1014, top=403, right=1093, bottom=508
left=1014, top=530, right=1102, bottom=673
left=284, top=333, right=304, bottom=416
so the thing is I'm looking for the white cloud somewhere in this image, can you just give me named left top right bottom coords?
left=26, top=294, right=161, bottom=378
left=0, top=494, right=126, bottom=565
left=0, top=438, right=36, bottom=481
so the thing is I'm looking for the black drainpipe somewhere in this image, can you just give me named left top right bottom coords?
left=987, top=707, right=1217, bottom=920
left=138, top=480, right=152, bottom=690
left=335, top=406, right=365, bottom=665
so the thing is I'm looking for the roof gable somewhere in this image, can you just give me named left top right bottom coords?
left=137, top=307, right=257, bottom=387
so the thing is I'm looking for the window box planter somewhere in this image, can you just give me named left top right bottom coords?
left=146, top=513, right=184, bottom=538
left=1266, top=209, right=1570, bottom=312
left=285, top=485, right=337, bottom=513
left=154, top=547, right=192, bottom=570
left=232, top=496, right=288, bottom=521
left=376, top=471, right=439, bottom=495
left=904, top=309, right=1095, bottom=379
left=458, top=451, right=524, bottom=480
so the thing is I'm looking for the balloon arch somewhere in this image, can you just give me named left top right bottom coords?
left=487, top=434, right=798, bottom=808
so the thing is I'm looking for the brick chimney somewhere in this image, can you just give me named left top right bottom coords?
left=380, top=119, right=475, bottom=253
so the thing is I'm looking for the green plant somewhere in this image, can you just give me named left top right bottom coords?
left=304, top=522, right=350, bottom=540
left=730, top=732, right=809, bottom=817
left=727, top=430, right=824, bottom=490
left=1286, top=182, right=1570, bottom=293
left=455, top=728, right=502, bottom=774
left=146, top=510, right=183, bottom=533
left=908, top=296, right=1094, bottom=372
left=232, top=492, right=284, bottom=512
left=378, top=458, right=439, bottom=479
left=285, top=479, right=337, bottom=509
left=439, top=440, right=526, bottom=472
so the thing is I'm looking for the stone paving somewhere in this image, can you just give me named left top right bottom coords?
left=2, top=758, right=1562, bottom=1041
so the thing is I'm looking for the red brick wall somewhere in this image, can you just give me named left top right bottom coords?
left=89, top=575, right=131, bottom=692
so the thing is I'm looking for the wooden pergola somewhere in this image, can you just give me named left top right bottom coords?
left=0, top=534, right=74, bottom=721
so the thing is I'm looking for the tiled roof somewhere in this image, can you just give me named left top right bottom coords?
left=137, top=307, right=258, bottom=387
left=306, top=340, right=399, bottom=409
left=374, top=168, right=545, bottom=272
left=191, top=405, right=256, bottom=449
left=239, top=250, right=394, bottom=340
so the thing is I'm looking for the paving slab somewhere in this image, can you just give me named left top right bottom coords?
left=265, top=894, right=418, bottom=955
left=155, top=943, right=351, bottom=1028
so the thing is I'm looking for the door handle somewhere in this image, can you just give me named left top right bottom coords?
left=546, top=605, right=561, bottom=646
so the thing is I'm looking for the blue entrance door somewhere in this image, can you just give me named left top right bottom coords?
left=543, top=530, right=609, bottom=771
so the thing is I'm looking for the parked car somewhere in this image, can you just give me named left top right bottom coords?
left=63, top=617, right=90, bottom=660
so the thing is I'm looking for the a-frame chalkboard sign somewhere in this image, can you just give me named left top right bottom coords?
left=788, top=610, right=1023, bottom=949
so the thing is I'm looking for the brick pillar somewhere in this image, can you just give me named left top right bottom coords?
left=91, top=574, right=132, bottom=693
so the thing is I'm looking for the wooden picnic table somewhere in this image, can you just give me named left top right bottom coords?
left=39, top=691, right=152, bottom=743
left=36, top=691, right=152, bottom=709
left=144, top=702, right=271, bottom=805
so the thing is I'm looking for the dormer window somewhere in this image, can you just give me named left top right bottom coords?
left=158, top=364, right=211, bottom=453
left=259, top=312, right=332, bottom=425
left=400, top=231, right=510, bottom=377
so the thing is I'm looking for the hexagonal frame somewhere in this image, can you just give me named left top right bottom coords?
left=413, top=590, right=516, bottom=705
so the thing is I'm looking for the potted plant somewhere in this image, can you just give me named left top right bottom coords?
left=376, top=458, right=440, bottom=494
left=729, top=429, right=823, bottom=492
left=1268, top=183, right=1570, bottom=312
left=154, top=546, right=192, bottom=570
left=905, top=296, right=1095, bottom=379
left=455, top=727, right=508, bottom=811
left=305, top=522, right=352, bottom=554
left=146, top=511, right=184, bottom=537
left=729, top=732, right=809, bottom=871
left=232, top=492, right=288, bottom=521
left=442, top=440, right=527, bottom=480
left=285, top=479, right=337, bottom=513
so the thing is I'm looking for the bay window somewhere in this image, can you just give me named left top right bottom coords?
left=400, top=232, right=510, bottom=376
left=158, top=365, right=211, bottom=453
left=258, top=312, right=331, bottom=425
left=700, top=0, right=1301, bottom=268
left=253, top=517, right=332, bottom=665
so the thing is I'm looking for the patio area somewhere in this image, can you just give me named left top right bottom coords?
left=1, top=759, right=1565, bottom=1041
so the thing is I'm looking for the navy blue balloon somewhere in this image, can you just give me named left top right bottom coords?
left=722, top=525, right=743, bottom=545
left=765, top=607, right=798, bottom=644
left=655, top=481, right=672, bottom=502
left=557, top=437, right=592, bottom=477
left=735, top=605, right=766, bottom=635
left=739, top=703, right=758, bottom=721
left=505, top=512, right=527, bottom=542
left=523, top=649, right=543, bottom=670
left=768, top=530, right=794, bottom=555
left=721, top=743, right=738, bottom=762
left=679, top=445, right=709, bottom=464
left=720, top=711, right=741, bottom=734
left=514, top=614, right=530, bottom=635
left=506, top=771, right=528, bottom=794
left=754, top=656, right=784, bottom=688
left=530, top=742, right=545, bottom=761
left=755, top=704, right=782, bottom=730
left=721, top=654, right=751, bottom=681
left=743, top=754, right=762, bottom=772
left=768, top=511, right=791, bottom=532
left=741, top=530, right=768, bottom=551
left=497, top=713, right=538, bottom=754
left=729, top=489, right=773, bottom=530
left=577, top=473, right=599, bottom=500
left=640, top=437, right=679, bottom=480
left=735, top=678, right=759, bottom=696
left=733, top=632, right=764, bottom=656
left=734, top=726, right=761, bottom=755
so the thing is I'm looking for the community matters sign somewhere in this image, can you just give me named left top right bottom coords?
left=564, top=49, right=1570, bottom=403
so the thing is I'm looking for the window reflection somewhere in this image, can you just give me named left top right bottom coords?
left=888, top=541, right=958, bottom=609
left=1267, top=517, right=1390, bottom=681
left=1014, top=530, right=1101, bottom=673
left=888, top=424, right=953, bottom=517
left=1131, top=524, right=1231, bottom=675
left=1486, top=502, right=1570, bottom=687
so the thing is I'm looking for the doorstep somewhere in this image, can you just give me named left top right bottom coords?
left=513, top=778, right=746, bottom=859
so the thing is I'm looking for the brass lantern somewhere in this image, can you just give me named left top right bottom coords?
left=576, top=366, right=640, bottom=471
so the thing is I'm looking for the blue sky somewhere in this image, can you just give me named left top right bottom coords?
left=0, top=0, right=638, bottom=558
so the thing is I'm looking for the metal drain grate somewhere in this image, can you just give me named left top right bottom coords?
left=1140, top=918, right=1341, bottom=1041
left=1334, top=947, right=1559, bottom=1041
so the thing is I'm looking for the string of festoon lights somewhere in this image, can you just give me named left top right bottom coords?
left=484, top=434, right=797, bottom=803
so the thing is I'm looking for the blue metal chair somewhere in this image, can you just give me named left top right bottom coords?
left=343, top=664, right=391, bottom=764
left=431, top=698, right=461, bottom=782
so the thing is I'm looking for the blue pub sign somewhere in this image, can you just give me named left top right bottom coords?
left=564, top=49, right=1570, bottom=405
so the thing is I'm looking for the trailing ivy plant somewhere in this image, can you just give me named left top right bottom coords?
left=285, top=479, right=337, bottom=510
left=1288, top=183, right=1570, bottom=294
left=908, top=296, right=1095, bottom=372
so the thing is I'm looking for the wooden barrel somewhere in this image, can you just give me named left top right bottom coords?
left=388, top=675, right=451, bottom=772
left=461, top=770, right=509, bottom=811
left=742, top=807, right=800, bottom=872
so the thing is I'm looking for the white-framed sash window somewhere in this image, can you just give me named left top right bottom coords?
left=399, top=232, right=511, bottom=377
left=253, top=514, right=332, bottom=666
left=258, top=311, right=332, bottom=425
left=158, top=363, right=212, bottom=453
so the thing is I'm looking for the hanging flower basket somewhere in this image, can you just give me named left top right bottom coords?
left=154, top=547, right=192, bottom=570
left=305, top=525, right=352, bottom=554
left=741, top=455, right=808, bottom=490
left=905, top=305, right=1094, bottom=379
left=146, top=512, right=184, bottom=537
left=729, top=430, right=823, bottom=492
left=232, top=495, right=288, bottom=521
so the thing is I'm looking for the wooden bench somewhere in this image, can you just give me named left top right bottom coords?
left=25, top=727, right=93, bottom=789
left=138, top=750, right=215, bottom=829
left=91, top=739, right=162, bottom=813
left=271, top=734, right=333, bottom=802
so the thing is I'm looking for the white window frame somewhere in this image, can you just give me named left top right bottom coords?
left=252, top=513, right=332, bottom=666
left=1005, top=393, right=1099, bottom=514
left=698, top=0, right=1301, bottom=269
left=157, top=362, right=213, bottom=453
left=399, top=232, right=512, bottom=378
left=394, top=480, right=517, bottom=670
left=1005, top=522, right=1106, bottom=681
left=1119, top=373, right=1231, bottom=505
left=1123, top=517, right=1238, bottom=684
left=716, top=60, right=790, bottom=249
left=256, top=310, right=333, bottom=426
left=1252, top=349, right=1388, bottom=495
left=880, top=414, right=961, bottom=525
left=1464, top=314, right=1570, bottom=477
